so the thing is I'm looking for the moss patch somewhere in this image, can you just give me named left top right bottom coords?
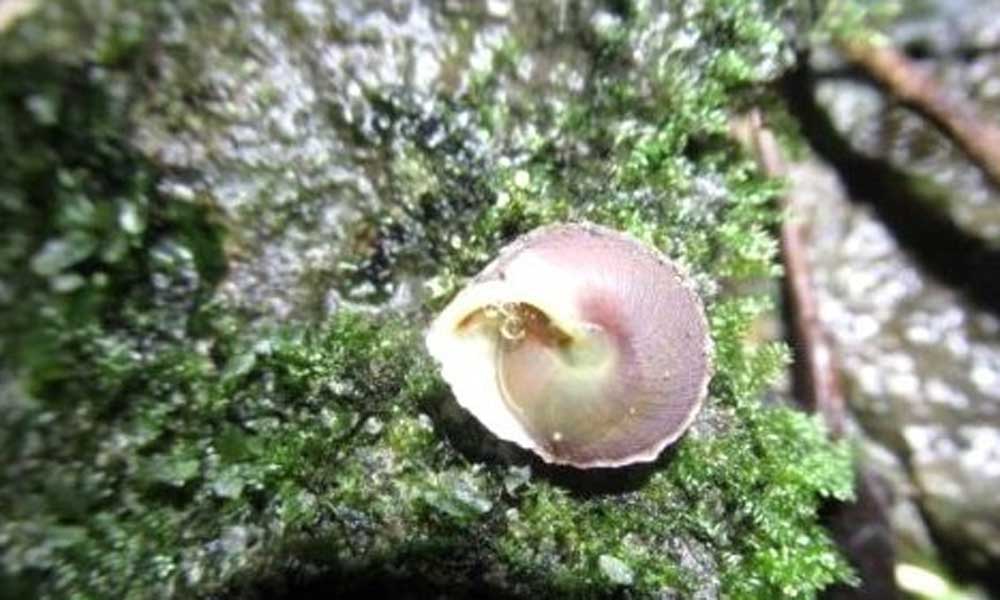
left=2, top=1, right=855, bottom=598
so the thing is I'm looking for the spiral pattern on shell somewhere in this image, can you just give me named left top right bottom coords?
left=426, top=223, right=713, bottom=468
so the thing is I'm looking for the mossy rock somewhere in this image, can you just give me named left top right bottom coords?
left=1, top=1, right=854, bottom=598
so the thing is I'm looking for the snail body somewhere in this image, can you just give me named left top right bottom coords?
left=426, top=223, right=712, bottom=468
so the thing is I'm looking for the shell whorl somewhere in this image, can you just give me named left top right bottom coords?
left=426, top=223, right=713, bottom=468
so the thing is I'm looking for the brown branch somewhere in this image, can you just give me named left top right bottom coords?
left=759, top=72, right=908, bottom=595
left=735, top=111, right=900, bottom=597
left=838, top=37, right=1000, bottom=189
left=731, top=110, right=846, bottom=437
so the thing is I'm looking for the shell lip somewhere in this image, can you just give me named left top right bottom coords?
left=480, top=221, right=703, bottom=291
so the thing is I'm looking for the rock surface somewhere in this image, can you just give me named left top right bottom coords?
left=802, top=0, right=1000, bottom=585
left=0, top=1, right=855, bottom=598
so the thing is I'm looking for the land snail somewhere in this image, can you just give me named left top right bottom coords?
left=426, top=223, right=713, bottom=469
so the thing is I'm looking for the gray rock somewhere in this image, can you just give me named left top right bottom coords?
left=802, top=0, right=1000, bottom=581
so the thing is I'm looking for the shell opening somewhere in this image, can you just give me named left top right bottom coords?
left=476, top=303, right=623, bottom=456
left=454, top=301, right=622, bottom=446
left=459, top=302, right=575, bottom=348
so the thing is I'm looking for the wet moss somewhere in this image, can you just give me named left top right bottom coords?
left=2, top=1, right=855, bottom=598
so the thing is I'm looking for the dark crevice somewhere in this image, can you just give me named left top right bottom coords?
left=820, top=468, right=898, bottom=600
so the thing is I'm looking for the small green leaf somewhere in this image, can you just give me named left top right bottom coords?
left=222, top=351, right=257, bottom=384
left=30, top=233, right=97, bottom=276
left=143, top=454, right=201, bottom=487
left=118, top=201, right=145, bottom=235
left=599, top=554, right=635, bottom=586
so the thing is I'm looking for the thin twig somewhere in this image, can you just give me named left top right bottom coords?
left=731, top=110, right=846, bottom=437
left=838, top=37, right=1000, bottom=189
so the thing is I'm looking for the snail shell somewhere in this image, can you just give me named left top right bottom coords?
left=426, top=223, right=712, bottom=468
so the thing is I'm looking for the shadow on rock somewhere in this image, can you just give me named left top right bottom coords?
left=424, top=389, right=663, bottom=497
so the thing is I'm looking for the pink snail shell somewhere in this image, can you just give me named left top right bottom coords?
left=425, top=223, right=713, bottom=468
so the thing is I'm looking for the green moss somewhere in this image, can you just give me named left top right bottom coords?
left=1, top=1, right=855, bottom=598
left=810, top=0, right=902, bottom=44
